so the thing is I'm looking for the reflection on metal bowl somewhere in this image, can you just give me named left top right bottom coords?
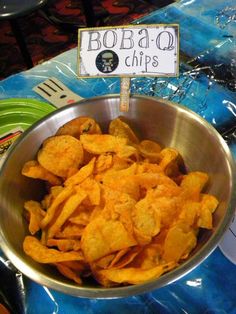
left=0, top=95, right=235, bottom=298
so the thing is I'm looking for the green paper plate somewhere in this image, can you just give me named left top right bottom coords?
left=0, top=98, right=56, bottom=134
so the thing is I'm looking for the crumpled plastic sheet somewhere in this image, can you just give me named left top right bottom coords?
left=1, top=248, right=236, bottom=314
left=0, top=0, right=235, bottom=313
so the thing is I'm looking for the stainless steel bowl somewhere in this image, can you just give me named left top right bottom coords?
left=0, top=95, right=235, bottom=298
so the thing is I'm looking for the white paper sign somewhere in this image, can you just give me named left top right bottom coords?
left=78, top=24, right=179, bottom=77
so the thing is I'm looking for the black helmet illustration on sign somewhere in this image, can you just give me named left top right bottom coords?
left=96, top=50, right=119, bottom=73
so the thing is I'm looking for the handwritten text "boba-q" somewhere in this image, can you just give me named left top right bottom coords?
left=78, top=25, right=179, bottom=77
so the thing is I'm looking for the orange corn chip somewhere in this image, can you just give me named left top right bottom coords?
left=159, top=148, right=179, bottom=170
left=56, top=116, right=101, bottom=138
left=197, top=194, right=219, bottom=229
left=101, top=163, right=137, bottom=186
left=37, top=135, right=84, bottom=178
left=24, top=200, right=46, bottom=235
left=79, top=178, right=100, bottom=206
left=81, top=216, right=137, bottom=262
left=47, top=239, right=81, bottom=251
left=180, top=171, right=209, bottom=200
left=94, top=154, right=113, bottom=173
left=55, top=223, right=85, bottom=239
left=69, top=211, right=91, bottom=226
left=132, top=197, right=161, bottom=244
left=95, top=254, right=116, bottom=269
left=109, top=246, right=142, bottom=269
left=22, top=160, right=62, bottom=186
left=64, top=157, right=95, bottom=187
left=98, top=262, right=176, bottom=285
left=55, top=263, right=82, bottom=284
left=178, top=201, right=200, bottom=228
left=138, top=139, right=162, bottom=162
left=163, top=225, right=197, bottom=262
left=80, top=134, right=126, bottom=154
left=134, top=172, right=177, bottom=190
left=47, top=188, right=87, bottom=239
left=40, top=185, right=74, bottom=229
left=80, top=134, right=137, bottom=159
left=130, top=243, right=162, bottom=270
left=108, top=248, right=130, bottom=268
left=108, top=117, right=139, bottom=145
left=23, top=236, right=84, bottom=263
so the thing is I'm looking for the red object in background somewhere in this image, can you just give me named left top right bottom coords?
left=0, top=0, right=156, bottom=80
left=0, top=303, right=10, bottom=314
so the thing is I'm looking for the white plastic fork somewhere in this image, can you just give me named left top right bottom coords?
left=33, top=77, right=83, bottom=108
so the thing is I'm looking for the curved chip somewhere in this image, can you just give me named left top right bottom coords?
left=47, top=239, right=81, bottom=251
left=37, top=135, right=84, bottom=178
left=108, top=117, right=139, bottom=145
left=55, top=263, right=82, bottom=284
left=132, top=197, right=161, bottom=244
left=80, top=134, right=137, bottom=159
left=138, top=139, right=162, bottom=162
left=81, top=216, right=137, bottom=262
left=98, top=262, right=176, bottom=285
left=22, top=160, right=62, bottom=186
left=163, top=225, right=197, bottom=262
left=64, top=157, right=95, bottom=187
left=47, top=187, right=87, bottom=239
left=23, top=236, right=83, bottom=263
left=56, top=116, right=101, bottom=138
left=40, top=185, right=75, bottom=229
left=24, top=200, right=46, bottom=235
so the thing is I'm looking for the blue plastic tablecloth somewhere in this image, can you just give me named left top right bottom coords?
left=0, top=1, right=235, bottom=313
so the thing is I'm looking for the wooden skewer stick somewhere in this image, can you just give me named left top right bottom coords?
left=120, top=77, right=131, bottom=112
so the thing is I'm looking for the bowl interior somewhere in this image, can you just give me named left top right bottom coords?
left=0, top=95, right=235, bottom=298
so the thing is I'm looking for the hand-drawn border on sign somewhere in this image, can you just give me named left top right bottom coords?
left=77, top=24, right=179, bottom=79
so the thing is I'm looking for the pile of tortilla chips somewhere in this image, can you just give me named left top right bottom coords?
left=22, top=116, right=219, bottom=287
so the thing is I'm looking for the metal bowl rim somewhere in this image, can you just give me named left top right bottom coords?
left=0, top=94, right=235, bottom=298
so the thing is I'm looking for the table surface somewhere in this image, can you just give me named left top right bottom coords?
left=0, top=0, right=235, bottom=313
